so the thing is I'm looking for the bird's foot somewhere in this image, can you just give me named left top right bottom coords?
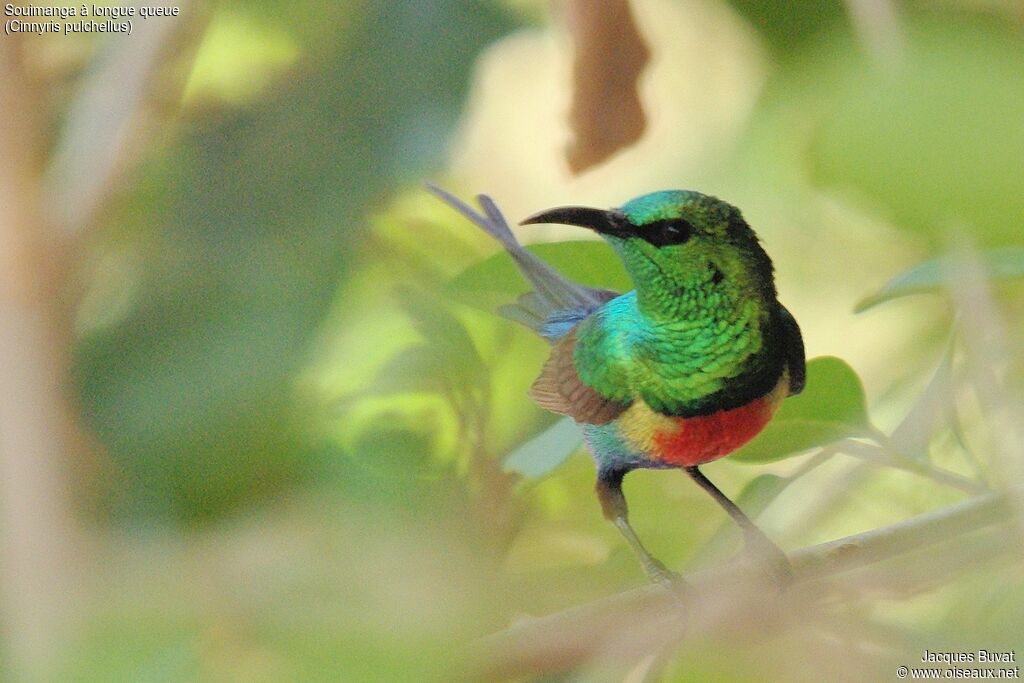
left=742, top=531, right=793, bottom=590
left=645, top=560, right=680, bottom=588
left=641, top=559, right=692, bottom=632
left=643, top=558, right=691, bottom=599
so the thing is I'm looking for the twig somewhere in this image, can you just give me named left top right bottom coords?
left=0, top=9, right=192, bottom=678
left=472, top=493, right=1009, bottom=680
left=0, top=36, right=81, bottom=681
left=45, top=0, right=195, bottom=239
left=946, top=239, right=1024, bottom=537
left=845, top=435, right=987, bottom=495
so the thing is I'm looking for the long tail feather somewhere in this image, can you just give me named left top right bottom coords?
left=427, top=183, right=617, bottom=339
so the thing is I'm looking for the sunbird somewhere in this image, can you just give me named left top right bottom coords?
left=428, top=185, right=805, bottom=587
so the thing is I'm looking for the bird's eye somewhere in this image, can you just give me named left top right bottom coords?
left=646, top=219, right=693, bottom=247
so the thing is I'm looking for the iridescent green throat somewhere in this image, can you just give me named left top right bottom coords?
left=572, top=238, right=785, bottom=417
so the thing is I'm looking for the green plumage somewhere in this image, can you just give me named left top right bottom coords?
left=572, top=191, right=786, bottom=417
left=428, top=184, right=806, bottom=587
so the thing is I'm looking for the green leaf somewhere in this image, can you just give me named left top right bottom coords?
left=725, top=0, right=848, bottom=60
left=360, top=346, right=447, bottom=397
left=446, top=240, right=630, bottom=312
left=732, top=356, right=870, bottom=463
left=730, top=473, right=790, bottom=515
left=855, top=247, right=1024, bottom=313
left=503, top=416, right=582, bottom=477
left=398, top=288, right=486, bottom=380
left=810, top=19, right=1024, bottom=247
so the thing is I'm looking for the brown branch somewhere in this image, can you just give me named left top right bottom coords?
left=0, top=8, right=193, bottom=678
left=471, top=493, right=1011, bottom=680
left=0, top=35, right=81, bottom=681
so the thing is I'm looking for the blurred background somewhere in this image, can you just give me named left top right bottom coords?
left=1, top=0, right=1022, bottom=680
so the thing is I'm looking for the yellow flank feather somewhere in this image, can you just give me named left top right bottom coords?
left=617, top=400, right=677, bottom=453
left=617, top=371, right=791, bottom=456
left=767, top=369, right=790, bottom=407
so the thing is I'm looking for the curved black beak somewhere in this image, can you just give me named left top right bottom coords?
left=520, top=206, right=632, bottom=237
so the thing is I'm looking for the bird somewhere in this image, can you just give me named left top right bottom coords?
left=427, top=184, right=805, bottom=588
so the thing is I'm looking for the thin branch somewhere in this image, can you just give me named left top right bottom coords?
left=472, top=493, right=1010, bottom=680
left=0, top=35, right=82, bottom=681
left=45, top=0, right=195, bottom=240
left=946, top=238, right=1024, bottom=537
left=844, top=436, right=987, bottom=495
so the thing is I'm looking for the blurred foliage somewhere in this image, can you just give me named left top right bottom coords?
left=74, top=0, right=519, bottom=523
left=726, top=0, right=849, bottom=59
left=810, top=17, right=1024, bottom=247
left=856, top=246, right=1024, bottom=312
left=21, top=0, right=1023, bottom=679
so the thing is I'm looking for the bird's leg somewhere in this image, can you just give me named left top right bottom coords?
left=596, top=468, right=684, bottom=591
left=684, top=466, right=793, bottom=585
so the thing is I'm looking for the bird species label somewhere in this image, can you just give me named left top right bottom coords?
left=4, top=3, right=180, bottom=35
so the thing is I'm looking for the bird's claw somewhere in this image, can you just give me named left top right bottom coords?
left=644, top=559, right=690, bottom=597
left=646, top=562, right=680, bottom=587
left=743, top=532, right=794, bottom=590
left=642, top=560, right=692, bottom=630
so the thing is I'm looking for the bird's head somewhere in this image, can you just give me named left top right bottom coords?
left=521, top=190, right=776, bottom=316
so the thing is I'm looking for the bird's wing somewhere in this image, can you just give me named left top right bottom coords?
left=499, top=290, right=618, bottom=342
left=429, top=185, right=627, bottom=423
left=528, top=325, right=630, bottom=425
left=779, top=304, right=806, bottom=396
